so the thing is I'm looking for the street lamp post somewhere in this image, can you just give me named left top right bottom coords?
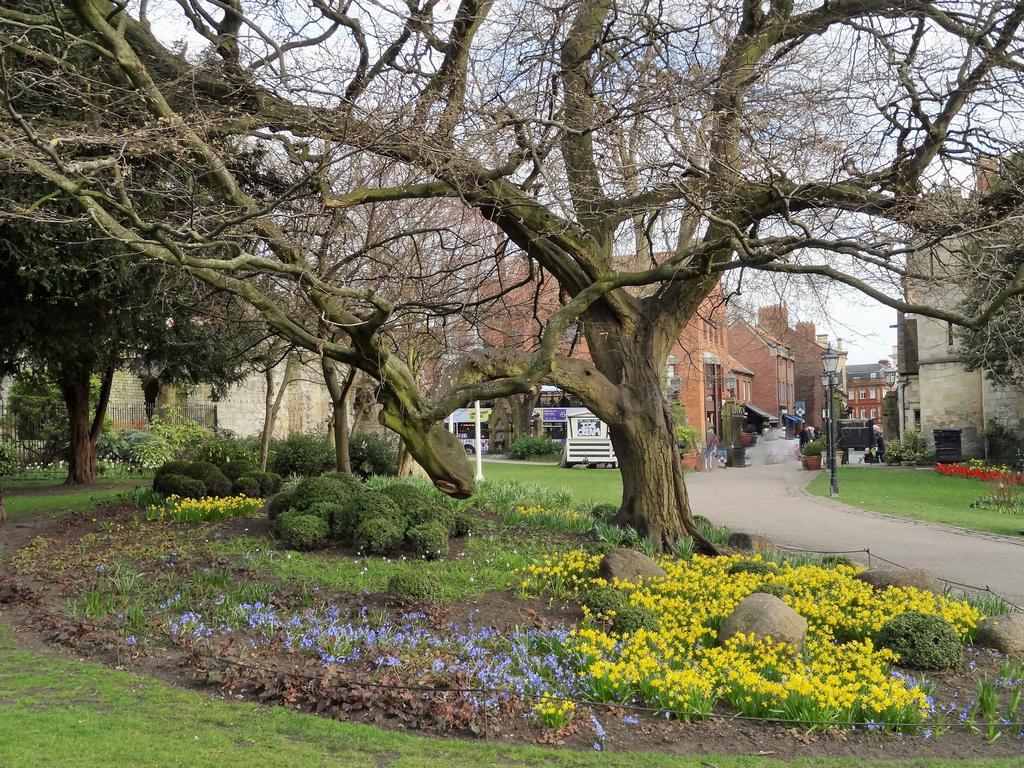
left=821, top=346, right=841, bottom=497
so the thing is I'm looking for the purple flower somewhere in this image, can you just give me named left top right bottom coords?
left=623, top=715, right=639, bottom=725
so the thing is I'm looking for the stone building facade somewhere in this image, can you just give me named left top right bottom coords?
left=897, top=246, right=1024, bottom=458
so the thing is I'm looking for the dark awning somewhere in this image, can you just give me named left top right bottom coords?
left=743, top=403, right=778, bottom=423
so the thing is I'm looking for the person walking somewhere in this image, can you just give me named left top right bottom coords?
left=704, top=426, right=718, bottom=471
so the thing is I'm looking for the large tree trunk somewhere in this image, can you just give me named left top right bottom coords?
left=60, top=367, right=113, bottom=485
left=586, top=321, right=717, bottom=554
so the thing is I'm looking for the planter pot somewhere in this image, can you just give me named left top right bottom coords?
left=739, top=432, right=755, bottom=448
left=802, top=454, right=822, bottom=470
left=680, top=451, right=700, bottom=471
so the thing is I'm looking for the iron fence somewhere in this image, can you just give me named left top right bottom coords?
left=0, top=401, right=218, bottom=465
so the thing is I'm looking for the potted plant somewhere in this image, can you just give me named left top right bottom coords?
left=801, top=438, right=824, bottom=470
left=676, top=425, right=700, bottom=470
left=739, top=431, right=755, bottom=448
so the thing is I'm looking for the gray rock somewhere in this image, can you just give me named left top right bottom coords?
left=727, top=532, right=775, bottom=554
left=854, top=568, right=942, bottom=594
left=719, top=593, right=808, bottom=649
left=599, top=549, right=666, bottom=582
left=974, top=614, right=1024, bottom=656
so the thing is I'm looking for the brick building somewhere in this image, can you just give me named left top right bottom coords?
left=666, top=288, right=733, bottom=439
left=728, top=318, right=797, bottom=422
left=847, top=361, right=895, bottom=422
left=749, top=307, right=847, bottom=429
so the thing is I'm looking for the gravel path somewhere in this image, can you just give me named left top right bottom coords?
left=685, top=431, right=1024, bottom=607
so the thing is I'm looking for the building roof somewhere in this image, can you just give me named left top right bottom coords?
left=728, top=356, right=755, bottom=376
left=730, top=319, right=794, bottom=359
left=847, top=362, right=894, bottom=381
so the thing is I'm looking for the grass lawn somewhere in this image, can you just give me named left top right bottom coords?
left=0, top=627, right=1017, bottom=768
left=3, top=477, right=150, bottom=520
left=806, top=467, right=1024, bottom=536
left=482, top=461, right=622, bottom=506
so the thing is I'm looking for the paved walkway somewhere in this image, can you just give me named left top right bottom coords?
left=685, top=430, right=1024, bottom=607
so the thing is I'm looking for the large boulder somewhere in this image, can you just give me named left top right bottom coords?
left=719, top=593, right=808, bottom=649
left=854, top=568, right=942, bottom=594
left=974, top=614, right=1024, bottom=656
left=727, top=532, right=775, bottom=555
left=599, top=549, right=666, bottom=582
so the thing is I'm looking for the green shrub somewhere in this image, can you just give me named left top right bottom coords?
left=323, top=472, right=364, bottom=495
left=254, top=471, right=283, bottom=496
left=349, top=433, right=398, bottom=478
left=0, top=439, right=18, bottom=477
left=451, top=511, right=476, bottom=537
left=290, top=476, right=358, bottom=512
left=233, top=475, right=262, bottom=498
left=277, top=513, right=329, bottom=551
left=590, top=503, right=619, bottom=522
left=612, top=604, right=660, bottom=635
left=727, top=560, right=778, bottom=576
left=406, top=521, right=449, bottom=560
left=877, top=611, right=963, bottom=670
left=304, top=501, right=344, bottom=527
left=266, top=490, right=295, bottom=519
left=221, top=459, right=258, bottom=481
left=332, top=491, right=404, bottom=540
left=387, top=571, right=442, bottom=604
left=379, top=482, right=430, bottom=513
left=153, top=461, right=192, bottom=483
left=98, top=428, right=152, bottom=464
left=183, top=465, right=233, bottom=498
left=802, top=439, right=825, bottom=457
left=407, top=503, right=456, bottom=533
left=153, top=473, right=205, bottom=499
left=582, top=587, right=628, bottom=615
left=269, top=433, right=334, bottom=477
left=506, top=435, right=561, bottom=460
left=353, top=515, right=404, bottom=555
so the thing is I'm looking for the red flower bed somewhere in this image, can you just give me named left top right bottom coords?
left=935, top=463, right=1024, bottom=484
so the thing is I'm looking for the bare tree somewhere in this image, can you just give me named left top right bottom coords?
left=3, top=0, right=1024, bottom=549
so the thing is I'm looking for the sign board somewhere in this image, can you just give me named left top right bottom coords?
left=576, top=418, right=603, bottom=438
left=542, top=408, right=567, bottom=421
left=795, top=407, right=805, bottom=417
left=795, top=400, right=806, bottom=413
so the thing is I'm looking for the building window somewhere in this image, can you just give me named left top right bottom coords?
left=870, top=408, right=877, bottom=418
left=860, top=389, right=867, bottom=400
left=860, top=408, right=867, bottom=418
left=868, top=388, right=876, bottom=399
left=913, top=408, right=921, bottom=426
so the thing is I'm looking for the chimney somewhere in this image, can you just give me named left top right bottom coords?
left=757, top=305, right=789, bottom=337
left=815, top=333, right=829, bottom=347
left=976, top=157, right=998, bottom=195
left=795, top=321, right=816, bottom=339
left=879, top=359, right=891, bottom=368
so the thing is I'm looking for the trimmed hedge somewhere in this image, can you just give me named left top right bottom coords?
left=233, top=475, right=262, bottom=498
left=277, top=513, right=329, bottom=551
left=153, top=473, right=205, bottom=499
left=406, top=521, right=449, bottom=560
left=583, top=586, right=628, bottom=615
left=153, top=461, right=191, bottom=481
left=379, top=483, right=430, bottom=513
left=387, top=571, right=442, bottom=604
left=255, top=471, right=283, bottom=496
left=877, top=611, right=963, bottom=670
left=266, top=490, right=295, bottom=520
left=353, top=516, right=404, bottom=555
left=221, top=459, right=258, bottom=481
left=290, top=476, right=358, bottom=512
left=331, top=491, right=403, bottom=541
left=612, top=605, right=660, bottom=635
left=305, top=501, right=344, bottom=528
